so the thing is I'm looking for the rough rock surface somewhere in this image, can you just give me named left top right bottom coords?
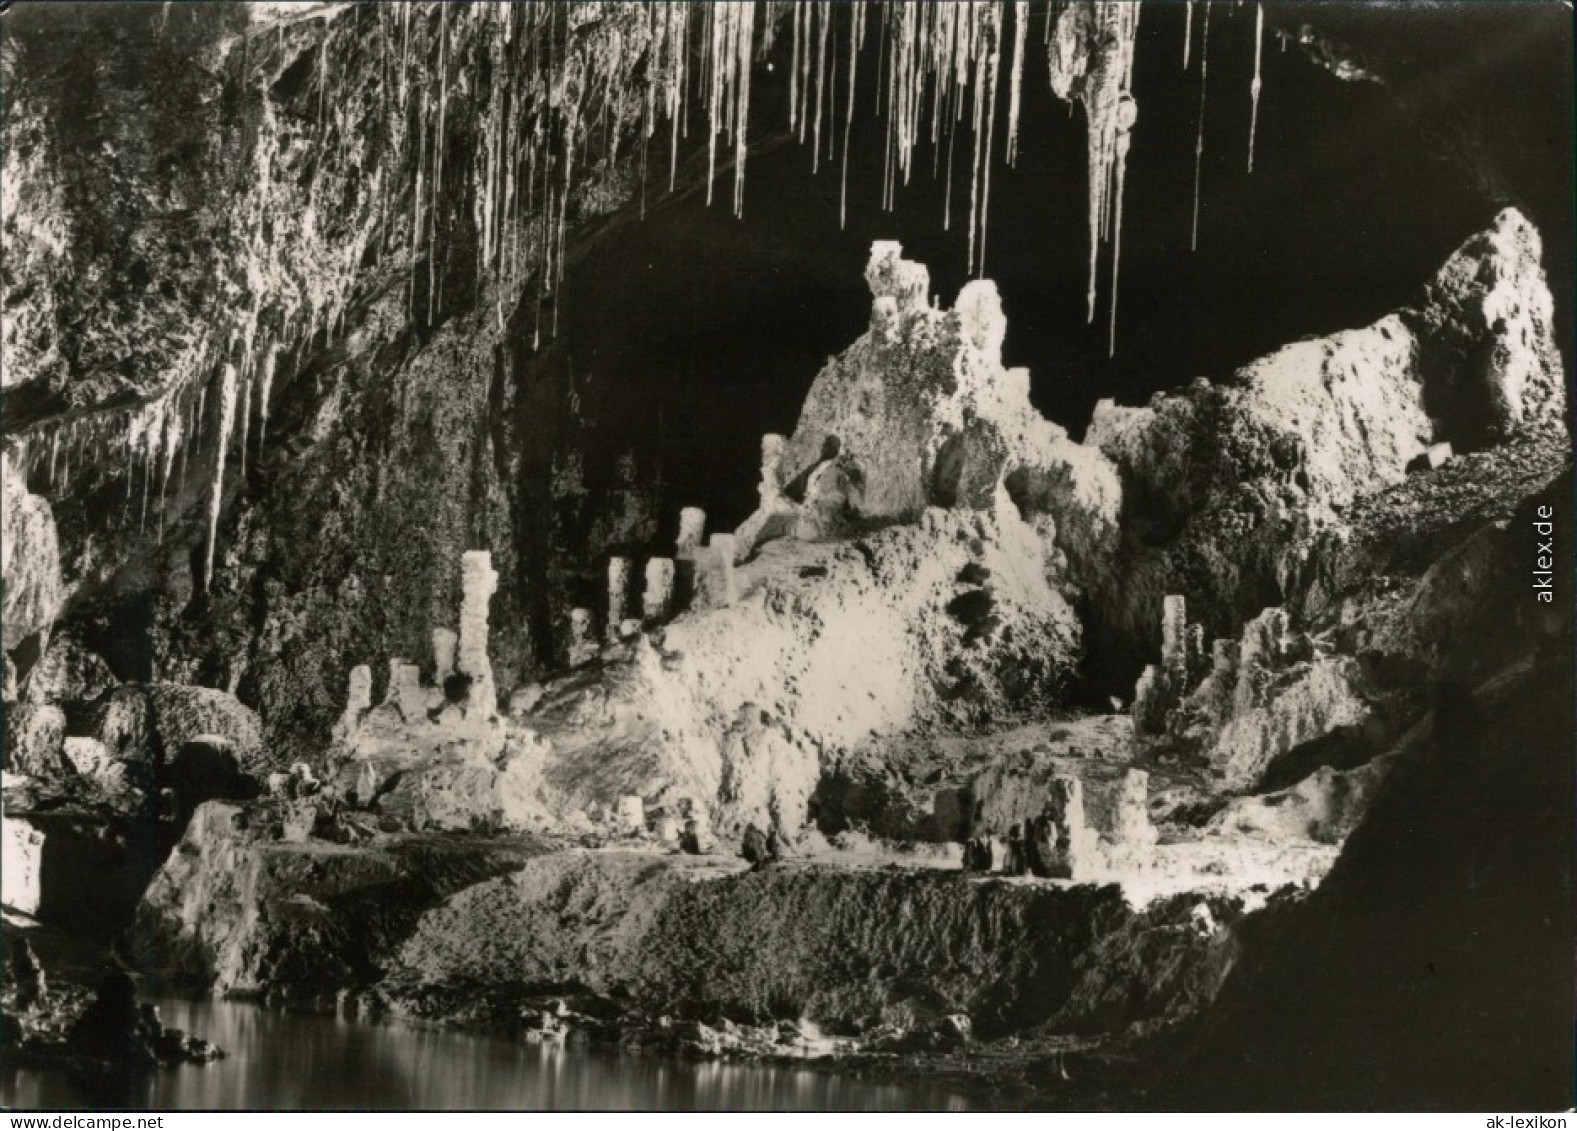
left=133, top=802, right=542, bottom=993
left=19, top=633, right=117, bottom=705
left=1209, top=759, right=1385, bottom=846
left=135, top=816, right=1255, bottom=1046
left=1, top=453, right=63, bottom=650
left=1084, top=209, right=1566, bottom=664
left=514, top=502, right=1084, bottom=838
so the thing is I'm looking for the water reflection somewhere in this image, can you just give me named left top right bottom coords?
left=1, top=998, right=976, bottom=1111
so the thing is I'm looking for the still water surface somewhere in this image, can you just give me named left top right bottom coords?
left=1, top=997, right=978, bottom=1111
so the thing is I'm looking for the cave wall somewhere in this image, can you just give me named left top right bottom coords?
left=3, top=3, right=681, bottom=752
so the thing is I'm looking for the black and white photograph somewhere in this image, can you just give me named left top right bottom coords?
left=0, top=0, right=1572, bottom=1115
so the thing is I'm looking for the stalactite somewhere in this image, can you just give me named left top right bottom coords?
left=1049, top=1, right=1142, bottom=337
left=975, top=6, right=1003, bottom=276
left=158, top=398, right=184, bottom=542
left=812, top=0, right=830, bottom=175
left=733, top=2, right=756, bottom=215
left=255, top=343, right=278, bottom=462
left=132, top=399, right=166, bottom=534
left=839, top=3, right=866, bottom=228
left=1007, top=1, right=1028, bottom=166
left=1184, top=0, right=1194, bottom=68
left=236, top=361, right=254, bottom=480
left=410, top=65, right=426, bottom=322
left=1192, top=0, right=1212, bottom=251
left=203, top=364, right=239, bottom=590
left=18, top=0, right=1287, bottom=511
left=429, top=5, right=447, bottom=326
left=1248, top=2, right=1264, bottom=173
left=1109, top=94, right=1134, bottom=358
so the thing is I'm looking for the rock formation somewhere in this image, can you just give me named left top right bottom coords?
left=0, top=2, right=1570, bottom=1110
left=1, top=453, right=62, bottom=651
left=456, top=551, right=499, bottom=717
left=607, top=558, right=633, bottom=640
left=97, top=202, right=1569, bottom=1107
left=642, top=558, right=676, bottom=623
left=1086, top=209, right=1566, bottom=662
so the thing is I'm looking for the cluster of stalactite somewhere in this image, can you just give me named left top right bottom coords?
left=7, top=0, right=1272, bottom=591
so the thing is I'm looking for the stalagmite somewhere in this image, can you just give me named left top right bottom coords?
left=1133, top=664, right=1164, bottom=735
left=568, top=608, right=598, bottom=666
left=1248, top=2, right=1264, bottom=172
left=1107, top=768, right=1159, bottom=869
left=616, top=795, right=646, bottom=836
left=709, top=533, right=738, bottom=605
left=1187, top=623, right=1209, bottom=684
left=759, top=434, right=786, bottom=507
left=607, top=557, right=632, bottom=641
left=386, top=660, right=425, bottom=723
left=203, top=364, right=240, bottom=590
left=340, top=664, right=372, bottom=736
left=432, top=627, right=457, bottom=685
left=676, top=507, right=707, bottom=559
left=1036, top=777, right=1095, bottom=880
left=456, top=550, right=498, bottom=716
left=643, top=558, right=676, bottom=622
left=1161, top=595, right=1189, bottom=687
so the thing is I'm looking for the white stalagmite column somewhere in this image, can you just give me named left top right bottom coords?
left=607, top=557, right=632, bottom=641
left=386, top=659, right=424, bottom=722
left=342, top=664, right=372, bottom=734
left=568, top=607, right=598, bottom=665
left=759, top=434, right=786, bottom=507
left=457, top=551, right=498, bottom=716
left=676, top=507, right=707, bottom=559
left=710, top=533, right=738, bottom=604
left=432, top=628, right=458, bottom=685
left=643, top=558, right=676, bottom=622
left=1113, top=768, right=1158, bottom=850
left=1161, top=594, right=1188, bottom=685
left=1, top=818, right=44, bottom=917
left=1042, top=776, right=1095, bottom=880
left=1132, top=663, right=1162, bottom=735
